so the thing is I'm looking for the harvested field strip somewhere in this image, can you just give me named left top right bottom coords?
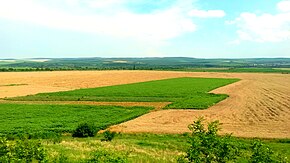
left=0, top=103, right=152, bottom=135
left=7, top=77, right=239, bottom=109
left=0, top=100, right=170, bottom=111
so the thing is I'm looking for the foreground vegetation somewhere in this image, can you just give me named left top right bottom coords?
left=1, top=122, right=289, bottom=162
left=178, top=118, right=288, bottom=162
left=7, top=77, right=238, bottom=109
left=0, top=103, right=151, bottom=137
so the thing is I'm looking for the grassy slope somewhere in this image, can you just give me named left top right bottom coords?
left=44, top=133, right=290, bottom=162
left=8, top=77, right=239, bottom=109
left=0, top=104, right=152, bottom=135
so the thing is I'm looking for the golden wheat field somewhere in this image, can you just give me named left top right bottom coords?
left=0, top=70, right=289, bottom=138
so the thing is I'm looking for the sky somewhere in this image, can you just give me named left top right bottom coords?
left=0, top=0, right=290, bottom=59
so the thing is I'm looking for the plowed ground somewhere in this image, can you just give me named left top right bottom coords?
left=0, top=70, right=289, bottom=138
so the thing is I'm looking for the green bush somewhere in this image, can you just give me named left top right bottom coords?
left=87, top=149, right=127, bottom=163
left=0, top=137, right=9, bottom=158
left=101, top=131, right=116, bottom=142
left=72, top=122, right=97, bottom=138
left=178, top=117, right=240, bottom=163
left=178, top=117, right=288, bottom=163
left=0, top=137, right=47, bottom=162
left=250, top=140, right=288, bottom=163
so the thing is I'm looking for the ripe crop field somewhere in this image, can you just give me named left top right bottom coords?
left=0, top=103, right=151, bottom=136
left=8, top=77, right=238, bottom=109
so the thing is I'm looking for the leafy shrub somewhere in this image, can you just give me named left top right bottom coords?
left=87, top=149, right=127, bottom=163
left=0, top=137, right=47, bottom=162
left=13, top=139, right=47, bottom=162
left=178, top=117, right=288, bottom=163
left=72, top=122, right=97, bottom=138
left=250, top=140, right=288, bottom=163
left=101, top=131, right=116, bottom=142
left=0, top=137, right=9, bottom=158
left=178, top=117, right=240, bottom=163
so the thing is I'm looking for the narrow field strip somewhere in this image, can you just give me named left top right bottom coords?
left=0, top=100, right=170, bottom=111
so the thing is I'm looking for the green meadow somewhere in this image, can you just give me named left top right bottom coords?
left=43, top=134, right=290, bottom=162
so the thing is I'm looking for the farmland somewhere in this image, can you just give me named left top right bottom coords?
left=0, top=70, right=289, bottom=162
left=0, top=103, right=151, bottom=136
left=0, top=70, right=289, bottom=138
left=8, top=77, right=238, bottom=109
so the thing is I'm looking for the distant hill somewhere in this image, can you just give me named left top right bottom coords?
left=0, top=57, right=289, bottom=72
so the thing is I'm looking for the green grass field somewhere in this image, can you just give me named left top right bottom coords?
left=43, top=133, right=290, bottom=162
left=8, top=77, right=239, bottom=109
left=0, top=103, right=152, bottom=136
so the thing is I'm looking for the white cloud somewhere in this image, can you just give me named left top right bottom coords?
left=85, top=0, right=125, bottom=8
left=228, top=1, right=290, bottom=43
left=0, top=0, right=226, bottom=42
left=188, top=9, right=226, bottom=18
left=227, top=39, right=240, bottom=45
left=64, top=0, right=126, bottom=8
left=277, top=0, right=290, bottom=12
left=0, top=0, right=198, bottom=42
left=65, top=0, right=79, bottom=6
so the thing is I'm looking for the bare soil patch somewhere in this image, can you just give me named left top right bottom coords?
left=0, top=70, right=289, bottom=138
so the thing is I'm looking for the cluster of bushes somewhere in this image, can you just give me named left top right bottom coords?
left=72, top=122, right=116, bottom=142
left=72, top=122, right=98, bottom=138
left=0, top=137, right=47, bottom=162
left=178, top=117, right=288, bottom=163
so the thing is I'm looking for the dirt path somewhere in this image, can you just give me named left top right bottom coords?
left=0, top=70, right=289, bottom=138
